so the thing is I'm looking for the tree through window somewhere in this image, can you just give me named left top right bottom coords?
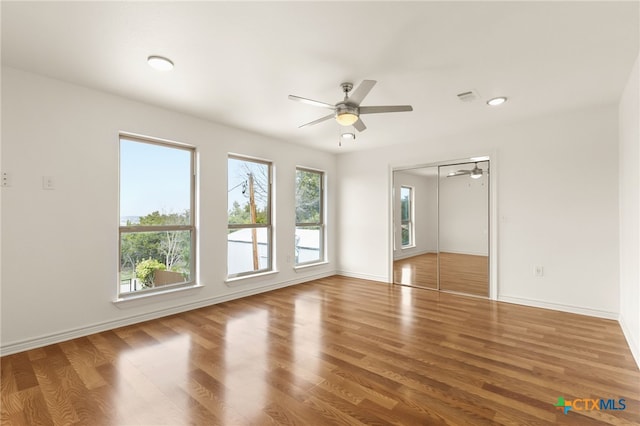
left=227, top=155, right=273, bottom=277
left=119, top=135, right=195, bottom=295
left=401, top=186, right=413, bottom=247
left=295, top=168, right=324, bottom=265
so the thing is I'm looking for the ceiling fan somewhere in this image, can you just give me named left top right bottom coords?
left=288, top=80, right=413, bottom=133
left=447, top=163, right=487, bottom=179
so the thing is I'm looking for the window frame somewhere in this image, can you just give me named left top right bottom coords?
left=118, top=134, right=196, bottom=297
left=295, top=167, right=325, bottom=267
left=400, top=185, right=414, bottom=248
left=227, top=154, right=273, bottom=279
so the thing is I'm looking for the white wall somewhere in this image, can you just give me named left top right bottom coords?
left=619, top=51, right=640, bottom=367
left=392, top=170, right=437, bottom=259
left=337, top=104, right=620, bottom=318
left=0, top=67, right=337, bottom=354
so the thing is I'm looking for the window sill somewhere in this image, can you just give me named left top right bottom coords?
left=225, top=270, right=279, bottom=285
left=294, top=261, right=329, bottom=271
left=401, top=245, right=416, bottom=250
left=113, top=283, right=204, bottom=307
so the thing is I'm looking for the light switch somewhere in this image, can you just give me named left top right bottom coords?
left=534, top=265, right=544, bottom=277
left=43, top=176, right=55, bottom=190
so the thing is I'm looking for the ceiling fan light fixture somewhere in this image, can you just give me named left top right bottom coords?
left=341, top=131, right=356, bottom=140
left=336, top=111, right=359, bottom=126
left=486, top=96, right=507, bottom=106
left=147, top=55, right=174, bottom=71
left=470, top=168, right=483, bottom=179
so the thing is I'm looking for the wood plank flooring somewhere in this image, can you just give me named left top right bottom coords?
left=2, top=275, right=639, bottom=425
left=393, top=253, right=438, bottom=289
left=394, top=252, right=489, bottom=297
left=439, top=252, right=489, bottom=297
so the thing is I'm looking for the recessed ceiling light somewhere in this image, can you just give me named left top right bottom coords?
left=147, top=55, right=174, bottom=71
left=486, top=97, right=507, bottom=106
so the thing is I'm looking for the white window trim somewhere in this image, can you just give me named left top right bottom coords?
left=294, top=260, right=329, bottom=271
left=401, top=185, right=414, bottom=249
left=225, top=269, right=279, bottom=285
left=295, top=167, right=325, bottom=267
left=227, top=154, right=274, bottom=279
left=118, top=133, right=197, bottom=299
left=113, top=283, right=204, bottom=306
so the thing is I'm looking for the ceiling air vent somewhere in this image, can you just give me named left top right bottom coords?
left=457, top=90, right=479, bottom=102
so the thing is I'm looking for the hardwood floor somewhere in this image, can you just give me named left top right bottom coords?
left=439, top=252, right=489, bottom=297
left=394, top=252, right=489, bottom=297
left=2, top=276, right=639, bottom=425
left=393, top=252, right=438, bottom=289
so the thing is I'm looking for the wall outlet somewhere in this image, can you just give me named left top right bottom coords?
left=534, top=265, right=544, bottom=277
left=42, top=176, right=55, bottom=190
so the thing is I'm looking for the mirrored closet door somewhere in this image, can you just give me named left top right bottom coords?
left=392, top=160, right=489, bottom=297
left=392, top=166, right=439, bottom=289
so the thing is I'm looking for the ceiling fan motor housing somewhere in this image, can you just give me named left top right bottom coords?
left=335, top=103, right=359, bottom=126
left=336, top=103, right=358, bottom=115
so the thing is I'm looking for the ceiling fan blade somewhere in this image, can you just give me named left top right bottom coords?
left=359, top=105, right=413, bottom=114
left=447, top=170, right=471, bottom=177
left=298, top=113, right=334, bottom=128
left=288, top=95, right=335, bottom=110
left=353, top=118, right=367, bottom=132
left=348, top=80, right=376, bottom=106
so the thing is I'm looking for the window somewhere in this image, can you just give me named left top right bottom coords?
left=295, top=168, right=324, bottom=265
left=119, top=136, right=195, bottom=295
left=227, top=155, right=272, bottom=277
left=400, top=186, right=413, bottom=247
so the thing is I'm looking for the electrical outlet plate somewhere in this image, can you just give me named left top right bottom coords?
left=534, top=265, right=544, bottom=277
left=42, top=176, right=54, bottom=190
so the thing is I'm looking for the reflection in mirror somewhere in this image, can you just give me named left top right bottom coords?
left=393, top=167, right=438, bottom=288
left=438, top=161, right=489, bottom=297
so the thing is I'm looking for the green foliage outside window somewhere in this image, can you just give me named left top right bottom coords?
left=135, top=258, right=166, bottom=287
left=401, top=224, right=410, bottom=246
left=120, top=210, right=191, bottom=282
left=296, top=170, right=321, bottom=224
left=228, top=200, right=267, bottom=225
left=400, top=187, right=412, bottom=247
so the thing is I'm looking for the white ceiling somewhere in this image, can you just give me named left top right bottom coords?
left=2, top=1, right=638, bottom=154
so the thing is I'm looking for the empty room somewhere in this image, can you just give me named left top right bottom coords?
left=1, top=1, right=639, bottom=425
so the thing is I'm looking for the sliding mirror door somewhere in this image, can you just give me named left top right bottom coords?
left=392, top=167, right=438, bottom=289
left=438, top=161, right=489, bottom=297
left=392, top=159, right=490, bottom=297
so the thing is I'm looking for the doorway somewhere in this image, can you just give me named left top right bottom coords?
left=392, top=159, right=490, bottom=297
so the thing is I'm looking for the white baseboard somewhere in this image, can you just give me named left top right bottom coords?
left=393, top=249, right=435, bottom=261
left=0, top=270, right=336, bottom=356
left=498, top=295, right=619, bottom=320
left=439, top=249, right=489, bottom=256
left=336, top=270, right=389, bottom=283
left=619, top=314, right=640, bottom=370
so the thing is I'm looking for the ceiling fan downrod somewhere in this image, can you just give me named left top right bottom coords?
left=341, top=82, right=353, bottom=100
